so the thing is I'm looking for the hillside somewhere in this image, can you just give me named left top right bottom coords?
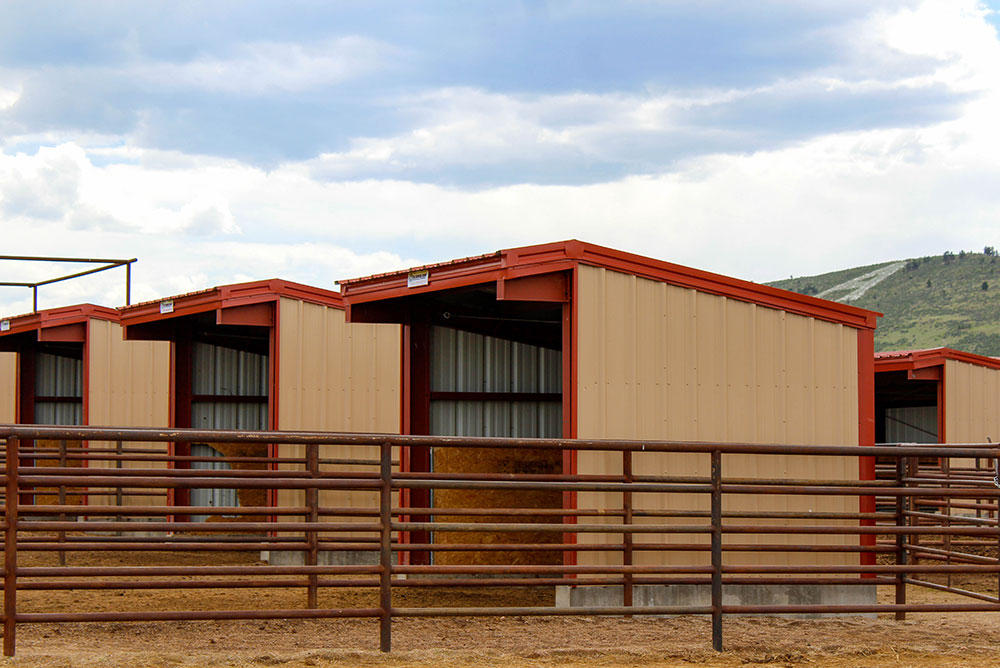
left=768, top=250, right=1000, bottom=356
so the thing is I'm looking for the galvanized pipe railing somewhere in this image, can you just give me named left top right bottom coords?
left=1, top=425, right=999, bottom=657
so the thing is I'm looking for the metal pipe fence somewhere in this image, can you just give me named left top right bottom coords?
left=0, top=425, right=998, bottom=657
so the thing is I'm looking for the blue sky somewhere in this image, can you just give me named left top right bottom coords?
left=1, top=0, right=999, bottom=313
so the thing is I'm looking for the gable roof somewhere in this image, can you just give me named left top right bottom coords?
left=339, top=239, right=880, bottom=329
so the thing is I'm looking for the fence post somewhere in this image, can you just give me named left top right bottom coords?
left=710, top=449, right=722, bottom=652
left=57, top=439, right=67, bottom=566
left=4, top=436, right=19, bottom=657
left=894, top=454, right=906, bottom=621
left=115, top=440, right=123, bottom=528
left=379, top=441, right=393, bottom=653
left=306, top=443, right=319, bottom=609
left=622, top=448, right=633, bottom=613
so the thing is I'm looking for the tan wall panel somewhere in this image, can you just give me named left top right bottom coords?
left=86, top=319, right=171, bottom=508
left=575, top=265, right=860, bottom=569
left=0, top=352, right=15, bottom=423
left=275, top=298, right=401, bottom=536
left=944, top=359, right=1000, bottom=444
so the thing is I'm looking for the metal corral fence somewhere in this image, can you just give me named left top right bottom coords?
left=1, top=425, right=999, bottom=657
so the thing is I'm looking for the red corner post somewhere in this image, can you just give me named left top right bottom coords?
left=858, top=330, right=877, bottom=572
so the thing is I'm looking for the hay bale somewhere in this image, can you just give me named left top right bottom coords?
left=433, top=446, right=563, bottom=566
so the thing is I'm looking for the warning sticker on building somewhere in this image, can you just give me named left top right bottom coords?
left=160, top=300, right=174, bottom=314
left=0, top=320, right=9, bottom=332
left=407, top=270, right=429, bottom=288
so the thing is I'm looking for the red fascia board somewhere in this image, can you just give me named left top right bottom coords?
left=119, top=278, right=344, bottom=327
left=875, top=347, right=1000, bottom=372
left=0, top=303, right=118, bottom=338
left=340, top=240, right=880, bottom=330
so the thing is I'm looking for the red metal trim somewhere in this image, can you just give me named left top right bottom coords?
left=340, top=241, right=879, bottom=330
left=0, top=304, right=118, bottom=339
left=562, top=267, right=579, bottom=567
left=37, top=323, right=86, bottom=343
left=497, top=271, right=570, bottom=303
left=120, top=279, right=343, bottom=329
left=875, top=347, right=1000, bottom=372
left=401, top=321, right=432, bottom=565
left=938, top=366, right=947, bottom=444
left=267, top=307, right=279, bottom=513
left=857, top=329, right=876, bottom=570
left=82, top=320, right=90, bottom=428
left=166, top=341, right=176, bottom=510
left=217, top=302, right=275, bottom=327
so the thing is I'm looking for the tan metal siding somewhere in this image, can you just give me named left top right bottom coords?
left=275, top=298, right=401, bottom=534
left=575, top=265, right=860, bottom=568
left=0, top=352, right=15, bottom=423
left=944, top=359, right=1000, bottom=443
left=86, top=319, right=171, bottom=506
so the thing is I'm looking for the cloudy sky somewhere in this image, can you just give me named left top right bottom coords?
left=1, top=1, right=999, bottom=314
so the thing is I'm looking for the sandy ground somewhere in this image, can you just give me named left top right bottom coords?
left=4, top=549, right=1000, bottom=667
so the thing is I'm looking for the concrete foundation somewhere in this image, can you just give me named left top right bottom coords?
left=556, top=584, right=877, bottom=618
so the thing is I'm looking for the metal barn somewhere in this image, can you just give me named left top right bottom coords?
left=118, top=279, right=401, bottom=532
left=340, top=240, right=881, bottom=605
left=0, top=304, right=170, bottom=504
left=875, top=347, right=1000, bottom=445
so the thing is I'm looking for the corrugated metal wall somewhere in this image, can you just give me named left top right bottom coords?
left=0, top=352, right=17, bottom=423
left=87, top=319, right=171, bottom=506
left=430, top=325, right=561, bottom=438
left=885, top=406, right=938, bottom=443
left=944, top=359, right=1000, bottom=443
left=190, top=341, right=269, bottom=430
left=575, top=265, right=861, bottom=569
left=34, top=351, right=83, bottom=425
left=275, top=298, right=401, bottom=536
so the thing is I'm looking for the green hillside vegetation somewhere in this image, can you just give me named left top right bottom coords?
left=769, top=249, right=1000, bottom=356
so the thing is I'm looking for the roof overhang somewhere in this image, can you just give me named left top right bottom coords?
left=339, top=240, right=880, bottom=330
left=119, top=279, right=343, bottom=342
left=0, top=304, right=117, bottom=351
left=875, top=347, right=1000, bottom=377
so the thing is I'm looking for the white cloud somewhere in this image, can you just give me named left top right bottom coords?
left=2, top=0, right=1000, bottom=317
left=135, top=36, right=400, bottom=95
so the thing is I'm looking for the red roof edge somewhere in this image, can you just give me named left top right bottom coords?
left=875, top=347, right=1000, bottom=372
left=340, top=239, right=880, bottom=330
left=0, top=303, right=119, bottom=337
left=118, top=278, right=343, bottom=326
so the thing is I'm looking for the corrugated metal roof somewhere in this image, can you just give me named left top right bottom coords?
left=339, top=251, right=501, bottom=286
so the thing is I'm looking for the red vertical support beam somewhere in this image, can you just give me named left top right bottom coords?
left=4, top=435, right=19, bottom=657
left=172, top=337, right=193, bottom=515
left=16, top=347, right=34, bottom=508
left=405, top=322, right=431, bottom=566
left=857, top=329, right=876, bottom=572
left=561, top=268, right=579, bottom=568
left=710, top=449, right=723, bottom=652
left=379, top=440, right=393, bottom=653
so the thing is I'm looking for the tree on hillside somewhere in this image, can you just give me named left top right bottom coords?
left=985, top=246, right=997, bottom=257
left=943, top=251, right=955, bottom=264
left=983, top=282, right=989, bottom=291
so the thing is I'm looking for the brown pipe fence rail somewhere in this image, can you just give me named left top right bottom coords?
left=0, top=425, right=998, bottom=657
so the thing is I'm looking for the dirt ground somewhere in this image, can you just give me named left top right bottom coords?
left=5, top=548, right=1000, bottom=668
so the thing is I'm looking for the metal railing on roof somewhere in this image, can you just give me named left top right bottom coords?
left=0, top=255, right=136, bottom=312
